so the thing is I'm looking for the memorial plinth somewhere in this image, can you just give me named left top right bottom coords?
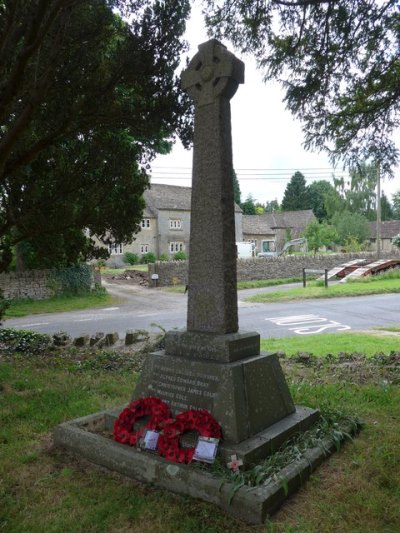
left=133, top=39, right=318, bottom=465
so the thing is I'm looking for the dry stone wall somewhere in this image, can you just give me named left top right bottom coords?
left=0, top=266, right=101, bottom=300
left=148, top=252, right=400, bottom=287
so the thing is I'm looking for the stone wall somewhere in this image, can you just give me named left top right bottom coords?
left=0, top=266, right=101, bottom=300
left=148, top=252, right=400, bottom=287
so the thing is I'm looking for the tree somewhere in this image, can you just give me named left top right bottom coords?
left=241, top=194, right=257, bottom=215
left=308, top=180, right=339, bottom=221
left=302, top=220, right=337, bottom=255
left=255, top=203, right=265, bottom=214
left=205, top=0, right=400, bottom=174
left=334, top=162, right=378, bottom=220
left=392, top=234, right=400, bottom=250
left=232, top=170, right=241, bottom=205
left=381, top=192, right=393, bottom=221
left=392, top=191, right=400, bottom=220
left=331, top=210, right=369, bottom=245
left=281, top=171, right=310, bottom=211
left=265, top=199, right=280, bottom=213
left=0, top=0, right=192, bottom=270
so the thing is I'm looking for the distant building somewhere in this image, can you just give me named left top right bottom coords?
left=368, top=220, right=400, bottom=253
left=242, top=210, right=315, bottom=254
left=99, top=184, right=243, bottom=264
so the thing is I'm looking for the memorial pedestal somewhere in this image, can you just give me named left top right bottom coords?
left=132, top=330, right=319, bottom=466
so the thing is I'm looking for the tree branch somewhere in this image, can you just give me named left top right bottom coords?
left=272, top=0, right=337, bottom=6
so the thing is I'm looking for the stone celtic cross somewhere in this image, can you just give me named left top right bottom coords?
left=181, top=39, right=244, bottom=334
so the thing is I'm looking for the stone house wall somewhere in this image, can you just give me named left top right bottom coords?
left=148, top=251, right=400, bottom=287
left=0, top=266, right=101, bottom=300
left=157, top=210, right=191, bottom=257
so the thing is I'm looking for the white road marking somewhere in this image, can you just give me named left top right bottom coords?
left=266, top=314, right=351, bottom=335
left=101, top=307, right=120, bottom=311
left=74, top=318, right=95, bottom=322
left=18, top=322, right=49, bottom=327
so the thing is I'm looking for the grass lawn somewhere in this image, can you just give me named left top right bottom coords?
left=4, top=291, right=119, bottom=318
left=246, top=275, right=400, bottom=303
left=163, top=277, right=305, bottom=293
left=261, top=331, right=400, bottom=357
left=1, top=332, right=399, bottom=532
left=102, top=264, right=148, bottom=274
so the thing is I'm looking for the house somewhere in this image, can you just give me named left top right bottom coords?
left=242, top=210, right=315, bottom=254
left=368, top=220, right=400, bottom=253
left=102, top=184, right=243, bottom=264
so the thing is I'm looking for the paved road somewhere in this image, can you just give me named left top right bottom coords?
left=5, top=282, right=400, bottom=339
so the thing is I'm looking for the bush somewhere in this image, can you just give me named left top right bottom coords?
left=174, top=251, right=187, bottom=261
left=0, top=289, right=10, bottom=324
left=140, top=252, right=156, bottom=264
left=392, top=233, right=400, bottom=249
left=49, top=264, right=93, bottom=295
left=124, top=252, right=139, bottom=265
left=159, top=254, right=169, bottom=262
left=0, top=328, right=52, bottom=354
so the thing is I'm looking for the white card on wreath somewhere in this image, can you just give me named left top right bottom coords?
left=143, top=430, right=159, bottom=451
left=193, top=437, right=219, bottom=463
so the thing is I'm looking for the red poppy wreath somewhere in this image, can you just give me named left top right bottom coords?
left=113, top=397, right=170, bottom=447
left=158, top=409, right=222, bottom=464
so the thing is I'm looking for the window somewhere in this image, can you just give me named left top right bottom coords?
left=169, top=219, right=182, bottom=230
left=141, top=219, right=150, bottom=229
left=169, top=242, right=184, bottom=253
left=140, top=244, right=150, bottom=254
left=108, top=243, right=123, bottom=255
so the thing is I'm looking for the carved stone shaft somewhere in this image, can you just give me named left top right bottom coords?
left=182, top=39, right=244, bottom=334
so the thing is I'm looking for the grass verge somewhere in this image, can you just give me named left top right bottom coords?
left=0, top=331, right=399, bottom=532
left=261, top=331, right=400, bottom=358
left=162, top=277, right=304, bottom=293
left=4, top=291, right=118, bottom=318
left=246, top=276, right=400, bottom=303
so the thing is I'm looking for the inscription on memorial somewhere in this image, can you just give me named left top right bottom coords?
left=149, top=361, right=219, bottom=412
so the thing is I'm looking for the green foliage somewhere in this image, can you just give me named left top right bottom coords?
left=173, top=251, right=187, bottom=261
left=159, top=254, right=169, bottom=262
left=50, top=265, right=93, bottom=295
left=308, top=180, right=339, bottom=221
left=380, top=192, right=393, bottom=221
left=302, top=220, right=337, bottom=255
left=265, top=199, right=280, bottom=213
left=331, top=210, right=370, bottom=245
left=214, top=406, right=361, bottom=490
left=392, top=234, right=400, bottom=249
left=232, top=170, right=241, bottom=205
left=0, top=328, right=52, bottom=354
left=334, top=163, right=378, bottom=220
left=342, top=236, right=368, bottom=253
left=205, top=1, right=400, bottom=173
left=140, top=252, right=156, bottom=264
left=0, top=0, right=192, bottom=271
left=281, top=172, right=310, bottom=211
left=392, top=191, right=400, bottom=219
left=240, top=194, right=256, bottom=214
left=0, top=289, right=10, bottom=324
left=124, top=252, right=139, bottom=265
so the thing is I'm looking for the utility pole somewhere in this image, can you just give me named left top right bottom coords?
left=376, top=162, right=381, bottom=259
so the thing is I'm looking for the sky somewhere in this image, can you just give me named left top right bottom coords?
left=151, top=4, right=400, bottom=206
